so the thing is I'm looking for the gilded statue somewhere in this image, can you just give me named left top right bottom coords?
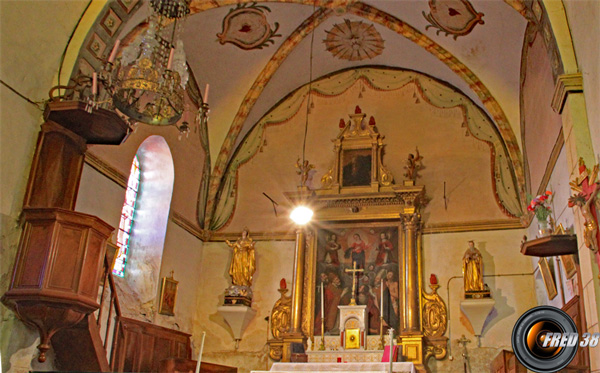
left=462, top=241, right=484, bottom=293
left=569, top=158, right=600, bottom=253
left=295, top=158, right=315, bottom=188
left=404, top=147, right=423, bottom=181
left=226, top=228, right=256, bottom=287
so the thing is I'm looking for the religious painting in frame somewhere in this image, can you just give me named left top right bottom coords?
left=313, top=223, right=399, bottom=336
left=341, top=149, right=372, bottom=187
left=158, top=275, right=179, bottom=316
left=538, top=257, right=557, bottom=300
left=560, top=254, right=577, bottom=279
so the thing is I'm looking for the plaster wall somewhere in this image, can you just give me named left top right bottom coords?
left=87, top=99, right=206, bottom=231
left=560, top=7, right=600, bottom=370
left=525, top=147, right=577, bottom=307
left=527, top=144, right=600, bottom=371
left=0, top=2, right=89, bottom=372
left=422, top=229, right=535, bottom=372
left=522, top=30, right=563, bottom=194
left=192, top=240, right=295, bottom=373
left=77, top=163, right=203, bottom=333
left=563, top=0, right=600, bottom=158
left=227, top=80, right=509, bottom=234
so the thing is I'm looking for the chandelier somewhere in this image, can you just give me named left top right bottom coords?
left=47, top=0, right=207, bottom=141
left=108, top=0, right=191, bottom=126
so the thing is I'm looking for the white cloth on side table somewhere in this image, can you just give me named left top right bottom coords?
left=251, top=362, right=415, bottom=373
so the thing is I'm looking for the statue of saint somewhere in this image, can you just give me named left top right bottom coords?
left=226, top=228, right=256, bottom=287
left=403, top=147, right=423, bottom=181
left=462, top=240, right=484, bottom=292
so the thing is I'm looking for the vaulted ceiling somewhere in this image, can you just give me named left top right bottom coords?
left=119, top=0, right=527, bottom=163
left=81, top=0, right=547, bottom=233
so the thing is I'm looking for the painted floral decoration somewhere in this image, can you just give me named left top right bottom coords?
left=527, top=191, right=553, bottom=222
left=323, top=19, right=384, bottom=61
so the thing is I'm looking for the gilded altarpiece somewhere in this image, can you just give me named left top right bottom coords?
left=273, top=109, right=447, bottom=370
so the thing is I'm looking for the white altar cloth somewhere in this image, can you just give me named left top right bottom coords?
left=251, top=362, right=415, bottom=373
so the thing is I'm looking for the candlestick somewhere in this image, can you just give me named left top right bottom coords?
left=204, top=83, right=210, bottom=103
left=380, top=278, right=384, bottom=318
left=378, top=316, right=384, bottom=350
left=319, top=281, right=325, bottom=350
left=194, top=331, right=206, bottom=373
left=167, top=48, right=174, bottom=70
left=92, top=72, right=98, bottom=95
left=320, top=281, right=324, bottom=323
left=388, top=327, right=394, bottom=370
left=108, top=39, right=120, bottom=63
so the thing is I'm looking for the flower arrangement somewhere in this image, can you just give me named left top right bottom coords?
left=527, top=191, right=553, bottom=222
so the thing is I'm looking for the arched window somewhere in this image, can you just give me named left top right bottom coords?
left=112, top=136, right=174, bottom=286
left=113, top=156, right=141, bottom=277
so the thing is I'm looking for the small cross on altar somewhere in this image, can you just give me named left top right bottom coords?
left=345, top=261, right=364, bottom=306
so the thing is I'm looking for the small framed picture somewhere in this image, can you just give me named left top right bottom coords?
left=538, top=257, right=557, bottom=300
left=158, top=273, right=178, bottom=316
left=560, top=255, right=577, bottom=279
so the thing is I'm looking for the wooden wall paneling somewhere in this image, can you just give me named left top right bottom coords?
left=110, top=316, right=191, bottom=372
left=23, top=121, right=87, bottom=210
left=1, top=208, right=113, bottom=362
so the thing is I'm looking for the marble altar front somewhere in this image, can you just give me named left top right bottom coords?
left=252, top=362, right=415, bottom=373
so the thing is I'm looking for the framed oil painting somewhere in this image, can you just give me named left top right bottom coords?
left=538, top=257, right=557, bottom=300
left=313, top=223, right=399, bottom=335
left=560, top=255, right=577, bottom=279
left=341, top=149, right=372, bottom=187
left=159, top=274, right=179, bottom=316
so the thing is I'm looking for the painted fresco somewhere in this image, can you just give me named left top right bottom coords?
left=314, top=225, right=399, bottom=335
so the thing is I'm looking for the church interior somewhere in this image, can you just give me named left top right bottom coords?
left=1, top=0, right=599, bottom=372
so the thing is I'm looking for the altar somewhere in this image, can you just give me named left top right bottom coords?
left=253, top=362, right=416, bottom=373
left=266, top=109, right=448, bottom=373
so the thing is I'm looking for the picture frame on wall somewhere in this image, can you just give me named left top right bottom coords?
left=341, top=149, right=372, bottom=187
left=158, top=273, right=178, bottom=316
left=538, top=257, right=557, bottom=300
left=313, top=223, right=400, bottom=336
left=560, top=254, right=577, bottom=279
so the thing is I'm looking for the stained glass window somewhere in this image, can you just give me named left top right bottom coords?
left=113, top=156, right=140, bottom=277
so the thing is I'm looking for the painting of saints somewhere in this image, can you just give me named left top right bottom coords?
left=382, top=269, right=399, bottom=330
left=342, top=149, right=372, bottom=187
left=344, top=233, right=368, bottom=269
left=324, top=272, right=344, bottom=332
left=315, top=226, right=400, bottom=334
left=324, top=234, right=341, bottom=265
left=358, top=284, right=380, bottom=334
left=375, top=232, right=396, bottom=265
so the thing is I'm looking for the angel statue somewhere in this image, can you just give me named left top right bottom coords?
left=569, top=158, right=600, bottom=253
left=295, top=157, right=315, bottom=188
left=404, top=147, right=424, bottom=181
left=226, top=228, right=256, bottom=287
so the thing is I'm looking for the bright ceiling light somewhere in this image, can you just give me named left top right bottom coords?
left=290, top=206, right=313, bottom=225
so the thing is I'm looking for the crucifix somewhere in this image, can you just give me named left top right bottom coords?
left=345, top=261, right=364, bottom=306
